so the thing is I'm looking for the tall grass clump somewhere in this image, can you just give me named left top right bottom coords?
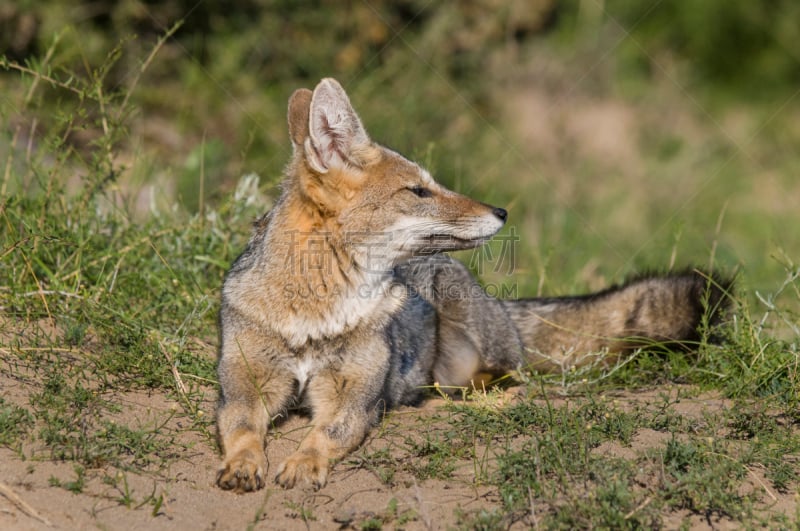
left=0, top=29, right=262, bottom=396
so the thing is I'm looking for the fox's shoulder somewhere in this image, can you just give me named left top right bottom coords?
left=252, top=209, right=273, bottom=234
left=224, top=210, right=274, bottom=279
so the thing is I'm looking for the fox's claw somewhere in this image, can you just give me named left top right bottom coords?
left=275, top=450, right=328, bottom=490
left=216, top=449, right=267, bottom=493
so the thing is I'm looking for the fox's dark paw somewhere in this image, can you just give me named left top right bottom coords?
left=275, top=450, right=328, bottom=490
left=216, top=449, right=267, bottom=493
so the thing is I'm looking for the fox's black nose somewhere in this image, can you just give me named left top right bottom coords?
left=492, top=207, right=508, bottom=222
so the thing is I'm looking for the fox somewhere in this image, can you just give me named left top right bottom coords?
left=215, top=78, right=731, bottom=493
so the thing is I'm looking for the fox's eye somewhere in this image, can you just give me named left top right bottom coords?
left=407, top=185, right=432, bottom=198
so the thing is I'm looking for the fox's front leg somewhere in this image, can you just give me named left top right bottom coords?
left=216, top=332, right=294, bottom=492
left=275, top=351, right=387, bottom=489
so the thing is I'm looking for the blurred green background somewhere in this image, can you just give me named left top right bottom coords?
left=2, top=0, right=799, bottom=299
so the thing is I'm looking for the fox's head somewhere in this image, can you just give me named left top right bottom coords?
left=284, top=78, right=507, bottom=271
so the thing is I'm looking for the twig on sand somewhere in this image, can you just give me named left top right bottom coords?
left=0, top=482, right=53, bottom=527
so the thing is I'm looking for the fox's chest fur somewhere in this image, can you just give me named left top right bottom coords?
left=222, top=208, right=408, bottom=350
left=236, top=265, right=405, bottom=349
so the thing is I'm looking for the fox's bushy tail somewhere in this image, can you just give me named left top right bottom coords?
left=502, top=270, right=733, bottom=372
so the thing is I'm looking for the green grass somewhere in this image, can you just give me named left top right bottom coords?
left=376, top=392, right=799, bottom=529
left=1, top=4, right=799, bottom=527
left=343, top=376, right=799, bottom=528
left=0, top=31, right=231, bottom=484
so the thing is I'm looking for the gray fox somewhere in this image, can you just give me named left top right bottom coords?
left=215, top=78, right=730, bottom=492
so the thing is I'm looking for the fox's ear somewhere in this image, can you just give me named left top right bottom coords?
left=288, top=88, right=312, bottom=148
left=304, top=78, right=370, bottom=174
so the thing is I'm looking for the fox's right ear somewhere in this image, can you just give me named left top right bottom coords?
left=288, top=88, right=313, bottom=149
left=303, top=78, right=371, bottom=174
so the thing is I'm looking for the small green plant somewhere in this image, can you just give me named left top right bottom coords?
left=150, top=492, right=164, bottom=517
left=284, top=500, right=316, bottom=524
left=454, top=507, right=507, bottom=531
left=0, top=398, right=33, bottom=448
left=384, top=497, right=417, bottom=527
left=116, top=473, right=135, bottom=509
left=49, top=465, right=86, bottom=494
left=359, top=516, right=382, bottom=530
left=354, top=447, right=397, bottom=485
left=403, top=431, right=462, bottom=480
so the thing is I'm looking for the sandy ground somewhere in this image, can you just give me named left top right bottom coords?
left=0, top=382, right=500, bottom=531
left=1, top=377, right=797, bottom=530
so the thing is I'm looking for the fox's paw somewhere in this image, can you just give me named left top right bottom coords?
left=216, top=449, right=267, bottom=493
left=275, top=449, right=328, bottom=490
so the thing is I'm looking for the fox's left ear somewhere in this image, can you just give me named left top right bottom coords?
left=288, top=88, right=312, bottom=149
left=304, top=78, right=370, bottom=174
